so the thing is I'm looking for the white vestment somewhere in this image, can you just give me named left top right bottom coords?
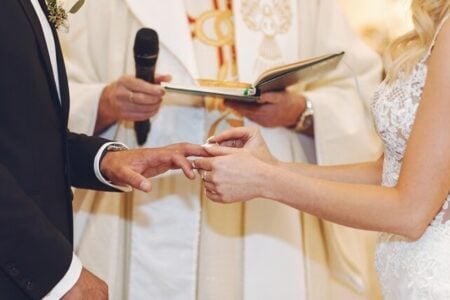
left=60, top=0, right=383, bottom=299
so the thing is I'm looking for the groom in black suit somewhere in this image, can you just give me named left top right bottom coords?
left=0, top=0, right=206, bottom=298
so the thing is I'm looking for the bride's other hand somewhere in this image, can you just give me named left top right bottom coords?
left=206, top=126, right=277, bottom=164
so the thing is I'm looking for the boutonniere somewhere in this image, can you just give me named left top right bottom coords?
left=46, top=0, right=85, bottom=32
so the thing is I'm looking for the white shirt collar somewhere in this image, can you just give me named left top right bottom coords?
left=29, top=0, right=61, bottom=102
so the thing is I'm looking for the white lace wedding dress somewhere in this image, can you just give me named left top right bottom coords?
left=371, top=16, right=450, bottom=299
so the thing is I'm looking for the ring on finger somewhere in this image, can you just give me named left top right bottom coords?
left=129, top=91, right=134, bottom=103
left=206, top=189, right=217, bottom=195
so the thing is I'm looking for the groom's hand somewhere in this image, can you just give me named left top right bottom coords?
left=62, top=268, right=108, bottom=300
left=100, top=143, right=209, bottom=192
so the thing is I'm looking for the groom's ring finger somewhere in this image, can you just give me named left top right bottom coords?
left=128, top=91, right=135, bottom=103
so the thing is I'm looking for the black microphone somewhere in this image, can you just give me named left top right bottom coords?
left=133, top=28, right=159, bottom=146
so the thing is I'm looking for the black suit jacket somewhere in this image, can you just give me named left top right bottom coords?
left=0, top=0, right=115, bottom=298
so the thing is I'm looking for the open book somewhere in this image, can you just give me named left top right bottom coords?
left=162, top=51, right=345, bottom=102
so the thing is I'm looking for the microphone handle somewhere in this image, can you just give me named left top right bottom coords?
left=134, top=65, right=155, bottom=146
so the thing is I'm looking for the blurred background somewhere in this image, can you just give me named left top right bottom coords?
left=338, top=0, right=413, bottom=55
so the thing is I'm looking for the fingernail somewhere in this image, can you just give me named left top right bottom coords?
left=206, top=136, right=215, bottom=143
left=140, top=180, right=151, bottom=192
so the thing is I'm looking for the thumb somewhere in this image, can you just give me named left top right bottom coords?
left=259, top=91, right=284, bottom=104
left=121, top=168, right=152, bottom=192
left=202, top=145, right=241, bottom=157
left=155, top=74, right=172, bottom=84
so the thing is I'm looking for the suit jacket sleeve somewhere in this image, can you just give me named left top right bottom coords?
left=0, top=163, right=74, bottom=299
left=67, top=131, right=120, bottom=191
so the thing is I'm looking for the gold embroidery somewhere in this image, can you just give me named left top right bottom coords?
left=194, top=10, right=234, bottom=47
left=188, top=1, right=244, bottom=134
left=241, top=0, right=292, bottom=36
left=240, top=0, right=293, bottom=74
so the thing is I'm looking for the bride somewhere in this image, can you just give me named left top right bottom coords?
left=193, top=0, right=450, bottom=298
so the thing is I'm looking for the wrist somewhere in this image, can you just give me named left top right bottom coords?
left=99, top=143, right=128, bottom=176
left=269, top=157, right=283, bottom=168
left=95, top=143, right=132, bottom=192
left=286, top=95, right=307, bottom=128
left=259, top=163, right=279, bottom=200
left=291, top=97, right=314, bottom=132
left=262, top=165, right=297, bottom=206
left=95, top=85, right=117, bottom=134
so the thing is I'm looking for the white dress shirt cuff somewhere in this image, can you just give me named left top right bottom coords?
left=43, top=254, right=82, bottom=299
left=94, top=142, right=132, bottom=192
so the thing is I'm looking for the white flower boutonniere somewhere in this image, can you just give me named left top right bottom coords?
left=46, top=0, right=85, bottom=32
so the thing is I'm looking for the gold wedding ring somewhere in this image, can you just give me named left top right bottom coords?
left=128, top=91, right=134, bottom=103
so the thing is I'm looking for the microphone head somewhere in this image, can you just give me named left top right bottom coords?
left=134, top=28, right=159, bottom=61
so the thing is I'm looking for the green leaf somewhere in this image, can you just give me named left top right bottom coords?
left=69, top=0, right=85, bottom=14
left=46, top=0, right=57, bottom=7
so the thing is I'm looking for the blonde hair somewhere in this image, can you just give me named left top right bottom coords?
left=384, top=0, right=449, bottom=83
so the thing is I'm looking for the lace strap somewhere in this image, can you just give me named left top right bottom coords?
left=421, top=14, right=450, bottom=62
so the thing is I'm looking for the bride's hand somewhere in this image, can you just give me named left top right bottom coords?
left=193, top=148, right=270, bottom=202
left=206, top=126, right=277, bottom=164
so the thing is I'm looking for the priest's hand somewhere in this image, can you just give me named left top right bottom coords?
left=225, top=90, right=306, bottom=128
left=100, top=143, right=209, bottom=192
left=95, top=74, right=172, bottom=134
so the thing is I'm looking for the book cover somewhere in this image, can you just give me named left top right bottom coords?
left=162, top=51, right=345, bottom=103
